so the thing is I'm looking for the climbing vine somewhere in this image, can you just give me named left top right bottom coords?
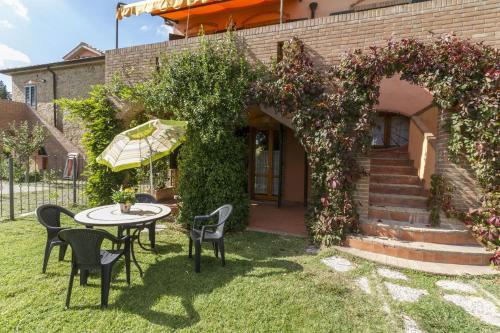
left=57, top=86, right=125, bottom=206
left=256, top=35, right=499, bottom=247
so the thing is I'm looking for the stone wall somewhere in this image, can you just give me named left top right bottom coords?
left=10, top=59, right=105, bottom=152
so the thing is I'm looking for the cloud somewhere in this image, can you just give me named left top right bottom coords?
left=0, top=0, right=29, bottom=20
left=0, top=20, right=14, bottom=29
left=156, top=24, right=173, bottom=37
left=140, top=25, right=150, bottom=32
left=0, top=43, right=30, bottom=69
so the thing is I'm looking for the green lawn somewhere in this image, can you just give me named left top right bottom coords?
left=0, top=215, right=498, bottom=332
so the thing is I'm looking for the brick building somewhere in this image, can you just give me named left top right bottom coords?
left=1, top=0, right=497, bottom=271
left=0, top=42, right=105, bottom=154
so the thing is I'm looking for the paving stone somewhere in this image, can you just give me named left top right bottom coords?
left=443, top=294, right=500, bottom=328
left=403, top=315, right=423, bottom=333
left=305, top=245, right=319, bottom=255
left=355, top=276, right=371, bottom=294
left=384, top=282, right=428, bottom=302
left=377, top=268, right=409, bottom=281
left=321, top=256, right=353, bottom=272
left=436, top=280, right=476, bottom=294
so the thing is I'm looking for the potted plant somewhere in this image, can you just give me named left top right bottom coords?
left=112, top=188, right=136, bottom=213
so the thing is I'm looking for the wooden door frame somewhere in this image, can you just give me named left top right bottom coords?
left=250, top=127, right=279, bottom=201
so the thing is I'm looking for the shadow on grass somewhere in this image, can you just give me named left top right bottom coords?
left=114, top=238, right=303, bottom=330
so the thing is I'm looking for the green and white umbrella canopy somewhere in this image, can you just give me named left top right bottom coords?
left=97, top=119, right=187, bottom=173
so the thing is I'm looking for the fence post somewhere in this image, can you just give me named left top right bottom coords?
left=72, top=157, right=77, bottom=206
left=8, top=157, right=14, bottom=220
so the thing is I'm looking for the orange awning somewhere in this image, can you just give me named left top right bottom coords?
left=117, top=0, right=279, bottom=21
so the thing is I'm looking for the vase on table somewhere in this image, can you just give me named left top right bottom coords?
left=119, top=203, right=132, bottom=213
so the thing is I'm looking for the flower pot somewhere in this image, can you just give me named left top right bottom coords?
left=119, top=203, right=132, bottom=213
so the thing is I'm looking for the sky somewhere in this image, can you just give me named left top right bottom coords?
left=0, top=0, right=173, bottom=92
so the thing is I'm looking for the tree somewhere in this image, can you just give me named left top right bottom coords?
left=0, top=121, right=47, bottom=181
left=0, top=80, right=11, bottom=100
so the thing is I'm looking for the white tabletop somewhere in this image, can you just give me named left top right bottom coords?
left=74, top=203, right=171, bottom=227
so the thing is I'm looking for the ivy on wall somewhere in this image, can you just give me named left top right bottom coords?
left=57, top=86, right=125, bottom=206
left=141, top=32, right=254, bottom=230
left=256, top=35, right=499, bottom=247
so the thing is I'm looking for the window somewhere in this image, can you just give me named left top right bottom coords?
left=24, top=85, right=37, bottom=108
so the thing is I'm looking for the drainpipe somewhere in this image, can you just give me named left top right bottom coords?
left=46, top=66, right=57, bottom=128
left=116, top=2, right=126, bottom=49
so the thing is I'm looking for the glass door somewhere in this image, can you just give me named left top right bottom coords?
left=253, top=129, right=280, bottom=200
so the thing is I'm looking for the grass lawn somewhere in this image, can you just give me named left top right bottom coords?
left=0, top=215, right=498, bottom=332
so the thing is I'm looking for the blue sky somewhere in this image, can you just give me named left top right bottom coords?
left=0, top=0, right=173, bottom=92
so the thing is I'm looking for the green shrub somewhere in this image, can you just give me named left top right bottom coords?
left=142, top=32, right=253, bottom=231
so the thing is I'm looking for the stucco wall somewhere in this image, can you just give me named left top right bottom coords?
left=282, top=128, right=306, bottom=204
left=10, top=60, right=105, bottom=152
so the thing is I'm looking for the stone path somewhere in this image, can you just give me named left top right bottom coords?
left=384, top=282, right=428, bottom=303
left=321, top=255, right=500, bottom=330
left=321, top=256, right=354, bottom=272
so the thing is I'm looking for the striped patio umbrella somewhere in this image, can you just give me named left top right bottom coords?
left=97, top=119, right=187, bottom=193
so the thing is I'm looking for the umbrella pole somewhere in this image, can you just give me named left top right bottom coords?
left=148, top=140, right=154, bottom=196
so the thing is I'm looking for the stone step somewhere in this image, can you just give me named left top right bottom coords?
left=371, top=158, right=411, bottom=166
left=334, top=246, right=498, bottom=276
left=359, top=218, right=479, bottom=246
left=369, top=205, right=430, bottom=223
left=345, top=235, right=493, bottom=266
left=370, top=151, right=409, bottom=159
left=371, top=165, right=418, bottom=176
left=370, top=174, right=422, bottom=186
left=370, top=183, right=429, bottom=196
left=370, top=193, right=428, bottom=209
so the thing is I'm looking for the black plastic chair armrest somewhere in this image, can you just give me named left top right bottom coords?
left=201, top=221, right=224, bottom=241
left=59, top=207, right=75, bottom=219
left=193, top=215, right=210, bottom=229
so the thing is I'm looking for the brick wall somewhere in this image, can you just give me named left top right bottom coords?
left=436, top=109, right=482, bottom=209
left=10, top=60, right=105, bottom=151
left=354, top=157, right=371, bottom=220
left=104, top=0, right=498, bottom=212
left=105, top=0, right=499, bottom=82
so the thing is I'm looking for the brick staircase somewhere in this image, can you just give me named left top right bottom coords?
left=341, top=147, right=496, bottom=273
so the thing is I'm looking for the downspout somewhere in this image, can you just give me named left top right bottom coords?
left=46, top=66, right=57, bottom=128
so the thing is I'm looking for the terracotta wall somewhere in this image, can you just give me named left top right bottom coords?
left=408, top=108, right=437, bottom=189
left=0, top=100, right=80, bottom=165
left=282, top=128, right=306, bottom=204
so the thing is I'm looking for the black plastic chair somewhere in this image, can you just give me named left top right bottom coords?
left=188, top=204, right=233, bottom=273
left=117, top=193, right=158, bottom=249
left=36, top=204, right=75, bottom=273
left=58, top=228, right=131, bottom=309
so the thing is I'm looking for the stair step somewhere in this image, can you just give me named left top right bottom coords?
left=370, top=183, right=429, bottom=196
left=371, top=174, right=422, bottom=186
left=370, top=193, right=428, bottom=209
left=346, top=235, right=493, bottom=266
left=370, top=151, right=409, bottom=159
left=359, top=218, right=478, bottom=245
left=369, top=205, right=430, bottom=223
left=371, top=165, right=417, bottom=176
left=371, top=158, right=411, bottom=166
left=334, top=246, right=498, bottom=276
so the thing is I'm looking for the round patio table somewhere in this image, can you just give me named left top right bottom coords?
left=74, top=203, right=171, bottom=277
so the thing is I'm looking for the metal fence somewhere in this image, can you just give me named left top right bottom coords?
left=0, top=155, right=87, bottom=221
